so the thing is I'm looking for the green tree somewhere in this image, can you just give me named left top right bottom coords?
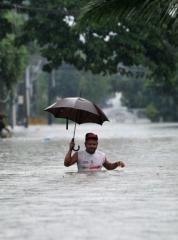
left=0, top=34, right=27, bottom=91
left=0, top=7, right=28, bottom=98
left=20, top=0, right=87, bottom=72
left=7, top=0, right=178, bottom=121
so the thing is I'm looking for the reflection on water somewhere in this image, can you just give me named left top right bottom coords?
left=0, top=123, right=178, bottom=240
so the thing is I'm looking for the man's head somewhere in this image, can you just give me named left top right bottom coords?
left=85, top=132, right=98, bottom=154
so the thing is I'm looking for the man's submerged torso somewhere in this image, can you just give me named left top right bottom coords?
left=77, top=150, right=106, bottom=172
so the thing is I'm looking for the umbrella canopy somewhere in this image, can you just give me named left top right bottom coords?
left=44, top=97, right=109, bottom=125
left=44, top=97, right=109, bottom=151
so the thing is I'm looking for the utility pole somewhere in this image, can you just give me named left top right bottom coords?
left=24, top=66, right=30, bottom=128
left=47, top=70, right=55, bottom=125
left=9, top=90, right=17, bottom=129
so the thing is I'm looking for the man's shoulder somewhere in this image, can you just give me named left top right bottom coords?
left=96, top=150, right=106, bottom=157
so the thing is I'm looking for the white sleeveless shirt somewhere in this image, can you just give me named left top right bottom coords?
left=77, top=150, right=106, bottom=172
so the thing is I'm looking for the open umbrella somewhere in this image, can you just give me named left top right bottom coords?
left=44, top=97, right=109, bottom=151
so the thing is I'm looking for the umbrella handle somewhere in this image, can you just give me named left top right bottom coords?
left=71, top=138, right=80, bottom=151
left=72, top=145, right=80, bottom=152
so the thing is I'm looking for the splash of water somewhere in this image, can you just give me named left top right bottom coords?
left=103, top=92, right=150, bottom=123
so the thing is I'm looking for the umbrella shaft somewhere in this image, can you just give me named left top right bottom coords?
left=73, top=122, right=77, bottom=139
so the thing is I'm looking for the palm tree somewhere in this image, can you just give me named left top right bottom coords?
left=80, top=0, right=178, bottom=28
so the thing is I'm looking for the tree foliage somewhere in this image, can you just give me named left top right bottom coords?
left=80, top=0, right=178, bottom=30
left=0, top=5, right=28, bottom=102
left=0, top=34, right=27, bottom=90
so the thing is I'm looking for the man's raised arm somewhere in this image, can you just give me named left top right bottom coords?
left=64, top=139, right=78, bottom=167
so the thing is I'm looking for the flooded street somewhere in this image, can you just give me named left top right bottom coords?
left=0, top=123, right=178, bottom=240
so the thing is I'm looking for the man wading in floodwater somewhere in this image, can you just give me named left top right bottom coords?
left=64, top=132, right=125, bottom=172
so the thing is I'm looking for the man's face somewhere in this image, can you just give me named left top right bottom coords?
left=85, top=140, right=98, bottom=154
